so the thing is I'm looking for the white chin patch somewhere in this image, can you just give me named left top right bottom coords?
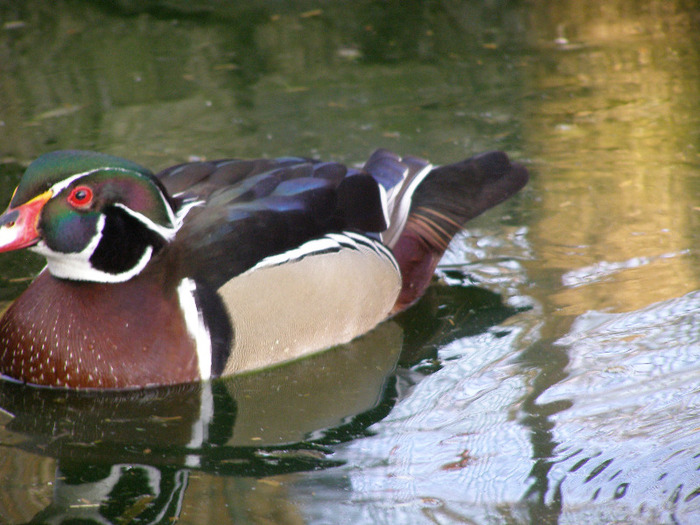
left=30, top=215, right=154, bottom=283
left=32, top=242, right=154, bottom=283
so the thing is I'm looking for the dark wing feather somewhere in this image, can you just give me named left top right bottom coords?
left=362, top=148, right=407, bottom=189
left=159, top=157, right=395, bottom=288
left=335, top=174, right=388, bottom=232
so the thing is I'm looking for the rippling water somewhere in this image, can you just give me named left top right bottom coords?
left=0, top=1, right=698, bottom=524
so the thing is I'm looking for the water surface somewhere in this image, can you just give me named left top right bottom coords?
left=0, top=1, right=698, bottom=524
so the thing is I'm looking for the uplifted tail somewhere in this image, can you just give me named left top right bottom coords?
left=365, top=150, right=529, bottom=313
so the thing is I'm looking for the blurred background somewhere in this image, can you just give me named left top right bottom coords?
left=0, top=1, right=698, bottom=524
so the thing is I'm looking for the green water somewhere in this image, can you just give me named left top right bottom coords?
left=0, top=1, right=698, bottom=523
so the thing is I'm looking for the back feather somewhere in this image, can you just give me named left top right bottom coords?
left=159, top=157, right=392, bottom=288
left=154, top=150, right=527, bottom=310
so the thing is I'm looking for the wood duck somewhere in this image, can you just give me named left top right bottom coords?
left=0, top=149, right=527, bottom=389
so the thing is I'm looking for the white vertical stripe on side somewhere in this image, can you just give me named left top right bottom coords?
left=177, top=278, right=212, bottom=381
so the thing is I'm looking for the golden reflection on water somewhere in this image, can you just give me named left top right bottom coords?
left=522, top=1, right=699, bottom=315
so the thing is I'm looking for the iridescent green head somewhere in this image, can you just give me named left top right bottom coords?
left=0, top=150, right=181, bottom=282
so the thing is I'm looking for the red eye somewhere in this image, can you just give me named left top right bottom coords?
left=67, top=186, right=94, bottom=208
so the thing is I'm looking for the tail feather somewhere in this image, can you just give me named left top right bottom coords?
left=391, top=151, right=528, bottom=313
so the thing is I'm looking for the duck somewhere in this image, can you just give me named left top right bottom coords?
left=0, top=149, right=527, bottom=389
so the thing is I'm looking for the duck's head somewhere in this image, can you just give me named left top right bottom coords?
left=0, top=150, right=180, bottom=283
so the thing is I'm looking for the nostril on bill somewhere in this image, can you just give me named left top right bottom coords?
left=0, top=210, right=19, bottom=227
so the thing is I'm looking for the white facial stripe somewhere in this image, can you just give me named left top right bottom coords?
left=49, top=167, right=181, bottom=234
left=30, top=214, right=157, bottom=283
left=33, top=242, right=154, bottom=283
left=113, top=203, right=178, bottom=241
left=177, top=278, right=212, bottom=381
left=34, top=168, right=183, bottom=282
left=48, top=167, right=138, bottom=196
left=31, top=213, right=104, bottom=279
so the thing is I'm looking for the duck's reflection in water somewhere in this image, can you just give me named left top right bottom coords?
left=0, top=285, right=521, bottom=524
